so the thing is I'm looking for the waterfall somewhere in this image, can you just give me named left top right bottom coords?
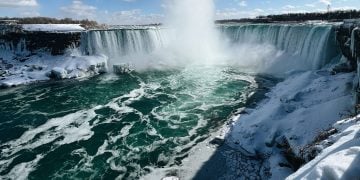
left=80, top=28, right=164, bottom=58
left=0, top=38, right=29, bottom=56
left=0, top=23, right=342, bottom=74
left=220, top=24, right=341, bottom=70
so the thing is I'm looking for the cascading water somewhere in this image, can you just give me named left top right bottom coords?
left=0, top=0, right=348, bottom=179
left=80, top=28, right=164, bottom=59
left=221, top=24, right=341, bottom=73
left=77, top=23, right=341, bottom=73
left=0, top=38, right=29, bottom=56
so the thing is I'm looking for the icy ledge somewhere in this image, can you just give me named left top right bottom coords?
left=0, top=53, right=108, bottom=88
left=288, top=115, right=360, bottom=179
left=21, top=24, right=85, bottom=32
left=226, top=67, right=356, bottom=179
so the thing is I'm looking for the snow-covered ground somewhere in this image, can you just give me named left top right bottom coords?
left=0, top=50, right=108, bottom=87
left=288, top=115, right=360, bottom=179
left=141, top=64, right=358, bottom=180
left=225, top=67, right=356, bottom=179
left=21, top=24, right=85, bottom=32
left=1, top=22, right=360, bottom=179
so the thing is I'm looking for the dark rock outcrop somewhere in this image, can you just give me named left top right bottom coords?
left=335, top=21, right=360, bottom=69
left=0, top=31, right=81, bottom=55
left=336, top=20, right=360, bottom=111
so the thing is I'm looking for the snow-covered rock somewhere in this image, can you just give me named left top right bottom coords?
left=0, top=53, right=108, bottom=87
left=226, top=69, right=355, bottom=178
left=288, top=115, right=360, bottom=179
left=22, top=24, right=85, bottom=32
left=113, top=64, right=131, bottom=74
left=49, top=67, right=67, bottom=79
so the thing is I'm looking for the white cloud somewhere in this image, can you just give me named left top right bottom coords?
left=254, top=8, right=264, bottom=13
left=215, top=8, right=265, bottom=19
left=305, top=3, right=316, bottom=8
left=59, top=0, right=163, bottom=25
left=20, top=10, right=40, bottom=17
left=102, top=9, right=164, bottom=25
left=282, top=5, right=296, bottom=10
left=0, top=0, right=38, bottom=7
left=60, top=0, right=97, bottom=19
left=238, top=1, right=247, bottom=7
left=319, top=0, right=331, bottom=5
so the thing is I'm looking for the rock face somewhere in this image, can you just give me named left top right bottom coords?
left=336, top=20, right=360, bottom=111
left=0, top=31, right=81, bottom=55
left=336, top=21, right=360, bottom=69
left=49, top=67, right=67, bottom=79
left=113, top=64, right=132, bottom=74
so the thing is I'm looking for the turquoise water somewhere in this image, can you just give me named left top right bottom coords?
left=0, top=66, right=273, bottom=179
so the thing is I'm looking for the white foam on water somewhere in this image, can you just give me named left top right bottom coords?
left=1, top=109, right=97, bottom=156
left=0, top=80, right=152, bottom=178
left=4, top=155, right=43, bottom=180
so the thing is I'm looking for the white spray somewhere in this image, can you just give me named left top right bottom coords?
left=164, top=0, right=225, bottom=65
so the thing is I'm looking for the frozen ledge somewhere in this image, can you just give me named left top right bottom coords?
left=288, top=115, right=360, bottom=179
left=0, top=54, right=108, bottom=88
left=21, top=24, right=85, bottom=32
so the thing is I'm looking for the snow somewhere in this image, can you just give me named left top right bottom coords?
left=227, top=70, right=354, bottom=152
left=0, top=51, right=108, bottom=87
left=1, top=22, right=360, bottom=179
left=141, top=125, right=230, bottom=180
left=140, top=66, right=357, bottom=180
left=225, top=68, right=355, bottom=178
left=21, top=24, right=85, bottom=32
left=288, top=115, right=360, bottom=179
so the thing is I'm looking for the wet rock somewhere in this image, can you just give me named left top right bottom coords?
left=0, top=31, right=81, bottom=55
left=0, top=70, right=8, bottom=76
left=332, top=62, right=354, bottom=74
left=113, top=64, right=131, bottom=74
left=26, top=64, right=43, bottom=72
left=4, top=64, right=13, bottom=69
left=90, top=62, right=107, bottom=74
left=48, top=67, right=67, bottom=79
left=162, top=176, right=179, bottom=180
left=209, top=137, right=225, bottom=147
left=15, top=57, right=29, bottom=62
left=336, top=22, right=360, bottom=70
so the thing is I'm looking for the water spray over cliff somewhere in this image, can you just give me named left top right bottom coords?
left=164, top=0, right=225, bottom=64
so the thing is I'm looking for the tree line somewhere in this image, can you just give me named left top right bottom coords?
left=0, top=17, right=99, bottom=27
left=216, top=9, right=360, bottom=24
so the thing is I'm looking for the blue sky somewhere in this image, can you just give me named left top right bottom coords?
left=0, top=0, right=359, bottom=24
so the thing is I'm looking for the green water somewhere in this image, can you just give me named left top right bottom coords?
left=0, top=66, right=272, bottom=179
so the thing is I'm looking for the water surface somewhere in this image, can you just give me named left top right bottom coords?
left=0, top=65, right=273, bottom=179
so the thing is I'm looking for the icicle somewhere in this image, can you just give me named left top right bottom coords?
left=351, top=27, right=359, bottom=58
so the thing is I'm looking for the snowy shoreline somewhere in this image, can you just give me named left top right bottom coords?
left=143, top=66, right=359, bottom=179
left=1, top=22, right=360, bottom=179
left=0, top=52, right=108, bottom=88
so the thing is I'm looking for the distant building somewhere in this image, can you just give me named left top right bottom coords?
left=0, top=20, right=19, bottom=25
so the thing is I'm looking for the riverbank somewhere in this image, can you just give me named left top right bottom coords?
left=0, top=52, right=108, bottom=88
left=1, top=21, right=360, bottom=179
left=143, top=64, right=356, bottom=179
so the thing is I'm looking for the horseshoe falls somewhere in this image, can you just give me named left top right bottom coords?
left=0, top=22, right=346, bottom=179
left=2, top=0, right=358, bottom=177
left=220, top=24, right=340, bottom=74
left=75, top=24, right=340, bottom=74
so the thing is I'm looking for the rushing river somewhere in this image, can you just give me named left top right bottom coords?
left=0, top=65, right=276, bottom=179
